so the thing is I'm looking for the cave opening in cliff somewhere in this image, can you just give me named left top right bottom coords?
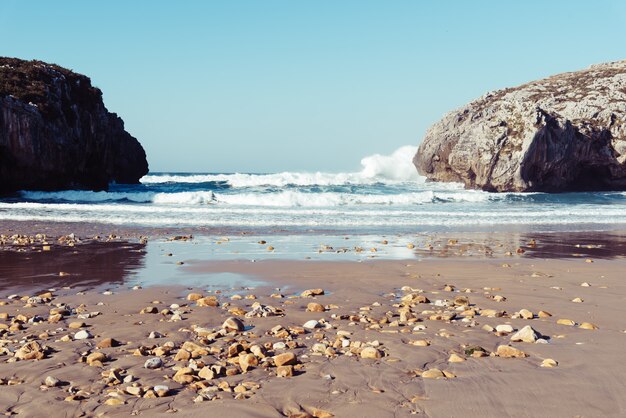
left=570, top=164, right=614, bottom=191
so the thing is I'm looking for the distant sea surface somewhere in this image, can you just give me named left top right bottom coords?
left=1, top=146, right=626, bottom=234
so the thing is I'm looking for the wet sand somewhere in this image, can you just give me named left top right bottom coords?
left=0, top=235, right=625, bottom=417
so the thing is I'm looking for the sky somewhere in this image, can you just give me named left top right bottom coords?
left=2, top=1, right=626, bottom=173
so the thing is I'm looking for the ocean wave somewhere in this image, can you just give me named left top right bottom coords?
left=19, top=188, right=504, bottom=206
left=141, top=145, right=428, bottom=187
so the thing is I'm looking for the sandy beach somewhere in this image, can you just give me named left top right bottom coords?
left=0, top=228, right=625, bottom=417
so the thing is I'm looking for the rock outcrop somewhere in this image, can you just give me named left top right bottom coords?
left=0, top=57, right=148, bottom=194
left=414, top=60, right=626, bottom=192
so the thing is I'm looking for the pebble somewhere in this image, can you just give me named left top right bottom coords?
left=97, top=338, right=120, bottom=348
left=68, top=321, right=86, bottom=329
left=126, top=386, right=143, bottom=396
left=306, top=302, right=325, bottom=312
left=277, top=365, right=294, bottom=377
left=186, top=293, right=203, bottom=301
left=154, top=385, right=169, bottom=397
left=579, top=322, right=599, bottom=330
left=303, top=320, right=321, bottom=329
left=222, top=317, right=245, bottom=332
left=74, top=330, right=92, bottom=340
left=421, top=368, right=445, bottom=379
left=144, top=357, right=163, bottom=369
left=496, top=345, right=527, bottom=358
left=301, top=288, right=324, bottom=297
left=272, top=342, right=287, bottom=350
left=518, top=309, right=534, bottom=319
left=274, top=352, right=297, bottom=366
left=571, top=297, right=584, bottom=303
left=495, top=324, right=514, bottom=334
left=86, top=352, right=107, bottom=366
left=448, top=353, right=465, bottom=363
left=541, top=358, right=558, bottom=368
left=360, top=347, right=382, bottom=359
left=557, top=319, right=576, bottom=326
left=44, top=376, right=60, bottom=387
left=510, top=325, right=539, bottom=343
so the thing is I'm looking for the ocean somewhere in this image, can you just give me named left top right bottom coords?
left=1, top=146, right=626, bottom=233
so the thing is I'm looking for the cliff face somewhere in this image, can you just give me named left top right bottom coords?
left=414, top=60, right=626, bottom=192
left=0, top=57, right=148, bottom=193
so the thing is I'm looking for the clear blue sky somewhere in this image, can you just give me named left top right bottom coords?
left=2, top=1, right=626, bottom=173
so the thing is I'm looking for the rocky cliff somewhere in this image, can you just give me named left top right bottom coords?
left=0, top=57, right=148, bottom=194
left=414, top=60, right=626, bottom=192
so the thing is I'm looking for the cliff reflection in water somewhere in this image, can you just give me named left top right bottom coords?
left=0, top=242, right=146, bottom=292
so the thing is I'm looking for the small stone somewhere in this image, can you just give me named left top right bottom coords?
left=410, top=340, right=430, bottom=347
left=126, top=386, right=144, bottom=396
left=496, top=345, right=527, bottom=358
left=303, top=320, right=321, bottom=329
left=518, top=309, right=534, bottom=319
left=148, top=331, right=163, bottom=339
left=579, top=322, right=598, bottom=330
left=86, top=352, right=107, bottom=366
left=74, top=330, right=92, bottom=340
left=360, top=347, right=382, bottom=359
left=572, top=297, right=584, bottom=303
left=274, top=352, right=297, bottom=366
left=222, top=317, right=245, bottom=332
left=97, top=338, right=120, bottom=348
left=144, top=357, right=163, bottom=369
left=68, top=321, right=86, bottom=329
left=140, top=306, right=158, bottom=314
left=174, top=349, right=191, bottom=362
left=538, top=311, right=552, bottom=318
left=15, top=341, right=45, bottom=360
left=239, top=353, right=258, bottom=372
left=541, top=358, right=558, bottom=368
left=233, top=384, right=247, bottom=393
left=557, top=319, right=576, bottom=326
left=453, top=296, right=469, bottom=306
left=510, top=325, right=539, bottom=343
left=44, top=376, right=60, bottom=387
left=196, top=297, right=219, bottom=307
left=154, top=385, right=169, bottom=397
left=448, top=353, right=465, bottom=363
left=580, top=282, right=591, bottom=287
left=187, top=293, right=203, bottom=301
left=198, top=366, right=215, bottom=380
left=307, top=302, right=325, bottom=312
left=276, top=365, right=294, bottom=377
left=301, top=288, right=324, bottom=297
left=421, top=368, right=445, bottom=379
left=104, top=398, right=125, bottom=406
left=495, top=324, right=514, bottom=334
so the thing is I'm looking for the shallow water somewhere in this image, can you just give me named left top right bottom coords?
left=2, top=231, right=626, bottom=294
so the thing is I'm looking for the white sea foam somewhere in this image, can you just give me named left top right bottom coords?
left=2, top=201, right=626, bottom=228
left=141, top=145, right=427, bottom=187
left=20, top=189, right=499, bottom=207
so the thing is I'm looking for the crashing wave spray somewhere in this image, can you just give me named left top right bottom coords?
left=141, top=145, right=424, bottom=186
